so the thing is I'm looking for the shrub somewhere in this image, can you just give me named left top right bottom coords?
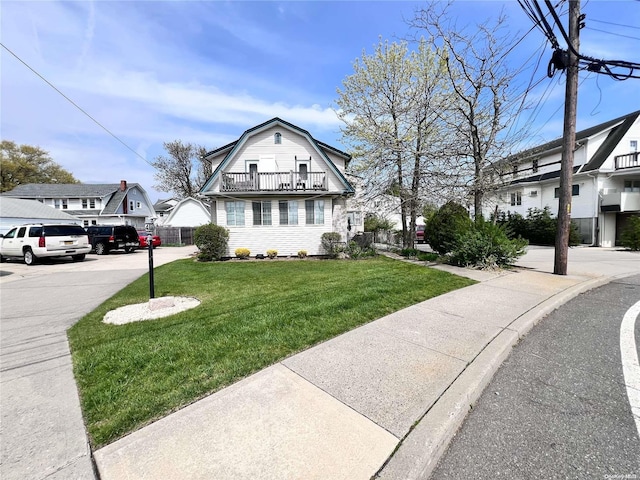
left=194, top=223, right=229, bottom=261
left=620, top=216, right=640, bottom=251
left=496, top=207, right=580, bottom=246
left=235, top=248, right=250, bottom=259
left=266, top=249, right=278, bottom=259
left=400, top=248, right=419, bottom=258
left=425, top=201, right=472, bottom=255
left=321, top=232, right=343, bottom=258
left=345, top=241, right=376, bottom=260
left=447, top=218, right=528, bottom=269
left=417, top=251, right=439, bottom=262
left=297, top=250, right=308, bottom=259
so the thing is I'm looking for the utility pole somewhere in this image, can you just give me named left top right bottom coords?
left=554, top=0, right=580, bottom=275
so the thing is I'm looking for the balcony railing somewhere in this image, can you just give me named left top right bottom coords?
left=614, top=152, right=639, bottom=170
left=221, top=171, right=327, bottom=192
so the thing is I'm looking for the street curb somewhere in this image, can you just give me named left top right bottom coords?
left=375, top=273, right=619, bottom=480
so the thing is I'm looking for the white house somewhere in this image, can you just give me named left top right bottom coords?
left=485, top=110, right=640, bottom=247
left=3, top=180, right=156, bottom=230
left=163, top=197, right=211, bottom=227
left=199, top=118, right=355, bottom=256
left=0, top=197, right=82, bottom=235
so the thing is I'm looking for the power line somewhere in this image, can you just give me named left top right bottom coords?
left=583, top=26, right=640, bottom=42
left=589, top=18, right=640, bottom=31
left=542, top=0, right=640, bottom=80
left=0, top=42, right=154, bottom=167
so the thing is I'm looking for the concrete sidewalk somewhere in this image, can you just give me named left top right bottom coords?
left=93, top=246, right=639, bottom=480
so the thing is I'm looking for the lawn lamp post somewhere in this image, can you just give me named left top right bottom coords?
left=147, top=233, right=155, bottom=299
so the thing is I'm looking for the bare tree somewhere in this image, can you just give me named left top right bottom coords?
left=409, top=2, right=531, bottom=218
left=152, top=141, right=210, bottom=199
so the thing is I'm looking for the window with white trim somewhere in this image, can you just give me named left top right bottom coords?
left=510, top=192, right=522, bottom=206
left=252, top=201, right=272, bottom=226
left=226, top=201, right=245, bottom=226
left=129, top=200, right=135, bottom=211
left=279, top=200, right=298, bottom=225
left=305, top=200, right=324, bottom=224
left=274, top=132, right=282, bottom=144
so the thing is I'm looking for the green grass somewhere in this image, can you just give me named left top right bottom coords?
left=68, top=256, right=475, bottom=448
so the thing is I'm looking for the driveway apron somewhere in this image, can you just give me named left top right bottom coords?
left=0, top=247, right=196, bottom=480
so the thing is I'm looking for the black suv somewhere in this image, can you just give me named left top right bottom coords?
left=85, top=225, right=140, bottom=255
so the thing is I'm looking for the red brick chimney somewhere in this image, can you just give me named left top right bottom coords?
left=120, top=180, right=127, bottom=191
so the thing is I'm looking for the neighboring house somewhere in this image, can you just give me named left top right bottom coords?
left=199, top=118, right=355, bottom=256
left=163, top=197, right=211, bottom=227
left=3, top=180, right=156, bottom=230
left=153, top=198, right=179, bottom=225
left=0, top=197, right=82, bottom=235
left=346, top=174, right=424, bottom=234
left=485, top=110, right=640, bottom=247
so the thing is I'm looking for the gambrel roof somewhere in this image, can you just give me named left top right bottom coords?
left=200, top=117, right=354, bottom=194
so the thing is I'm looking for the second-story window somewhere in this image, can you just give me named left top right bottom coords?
left=82, top=199, right=88, bottom=209
left=274, top=132, right=282, bottom=144
left=512, top=165, right=518, bottom=176
left=532, top=159, right=539, bottom=173
left=90, top=199, right=96, bottom=208
left=631, top=140, right=638, bottom=152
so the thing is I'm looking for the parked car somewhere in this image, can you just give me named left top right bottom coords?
left=137, top=231, right=161, bottom=248
left=85, top=225, right=140, bottom=255
left=416, top=225, right=426, bottom=244
left=0, top=224, right=91, bottom=265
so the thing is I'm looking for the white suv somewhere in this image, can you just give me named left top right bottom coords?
left=0, top=224, right=91, bottom=265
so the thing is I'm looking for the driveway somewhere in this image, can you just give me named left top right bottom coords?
left=0, top=246, right=197, bottom=480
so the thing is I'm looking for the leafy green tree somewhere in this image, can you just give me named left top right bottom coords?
left=364, top=214, right=396, bottom=233
left=152, top=140, right=210, bottom=199
left=1, top=140, right=79, bottom=192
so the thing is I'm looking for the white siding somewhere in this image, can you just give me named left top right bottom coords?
left=217, top=198, right=336, bottom=256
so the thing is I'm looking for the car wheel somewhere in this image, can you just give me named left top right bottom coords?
left=72, top=254, right=86, bottom=262
left=0, top=254, right=6, bottom=263
left=24, top=248, right=37, bottom=266
left=124, top=246, right=134, bottom=253
left=95, top=243, right=107, bottom=255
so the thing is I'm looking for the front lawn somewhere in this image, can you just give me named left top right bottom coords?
left=68, top=256, right=475, bottom=448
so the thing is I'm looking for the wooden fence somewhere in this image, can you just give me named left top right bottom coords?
left=156, top=227, right=197, bottom=246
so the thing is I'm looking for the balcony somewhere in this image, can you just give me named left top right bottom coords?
left=601, top=190, right=640, bottom=212
left=614, top=152, right=639, bottom=170
left=221, top=171, right=327, bottom=193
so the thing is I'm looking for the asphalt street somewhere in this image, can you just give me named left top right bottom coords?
left=430, top=274, right=640, bottom=479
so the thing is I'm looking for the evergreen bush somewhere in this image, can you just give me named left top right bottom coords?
left=620, top=216, right=640, bottom=251
left=448, top=218, right=528, bottom=268
left=194, top=223, right=229, bottom=261
left=425, top=201, right=472, bottom=255
left=321, top=232, right=343, bottom=258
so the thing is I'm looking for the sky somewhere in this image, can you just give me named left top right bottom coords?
left=2, top=0, right=639, bottom=203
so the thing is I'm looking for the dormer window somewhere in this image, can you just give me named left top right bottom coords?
left=274, top=132, right=282, bottom=144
